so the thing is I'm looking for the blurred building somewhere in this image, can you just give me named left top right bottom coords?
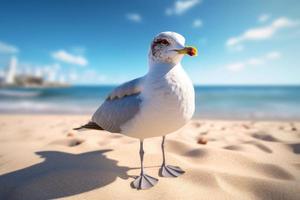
left=4, top=56, right=17, bottom=84
left=0, top=56, right=69, bottom=88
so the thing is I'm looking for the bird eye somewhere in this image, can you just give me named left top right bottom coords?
left=159, top=39, right=169, bottom=45
left=155, top=39, right=169, bottom=46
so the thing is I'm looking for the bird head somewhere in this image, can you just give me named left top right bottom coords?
left=149, top=32, right=197, bottom=64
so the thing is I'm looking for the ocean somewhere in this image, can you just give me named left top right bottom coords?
left=0, top=86, right=300, bottom=120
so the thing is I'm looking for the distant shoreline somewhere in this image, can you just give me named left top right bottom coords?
left=1, top=86, right=300, bottom=120
left=0, top=114, right=299, bottom=122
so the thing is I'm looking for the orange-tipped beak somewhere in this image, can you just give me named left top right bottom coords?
left=176, top=46, right=198, bottom=56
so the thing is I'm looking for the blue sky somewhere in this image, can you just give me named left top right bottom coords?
left=0, top=0, right=299, bottom=85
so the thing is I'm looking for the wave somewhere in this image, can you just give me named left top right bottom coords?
left=0, top=101, right=95, bottom=114
left=1, top=100, right=300, bottom=120
left=0, top=86, right=300, bottom=119
left=0, top=89, right=42, bottom=97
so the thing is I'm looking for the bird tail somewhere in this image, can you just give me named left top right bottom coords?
left=73, top=121, right=104, bottom=131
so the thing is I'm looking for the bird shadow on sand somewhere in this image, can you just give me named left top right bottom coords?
left=0, top=150, right=132, bottom=200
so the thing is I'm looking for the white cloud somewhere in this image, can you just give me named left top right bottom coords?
left=0, top=41, right=19, bottom=54
left=229, top=45, right=244, bottom=52
left=258, top=14, right=271, bottom=23
left=265, top=51, right=281, bottom=60
left=83, top=70, right=107, bottom=82
left=193, top=19, right=203, bottom=28
left=227, top=62, right=245, bottom=71
left=72, top=69, right=107, bottom=84
left=226, top=51, right=281, bottom=72
left=166, top=0, right=200, bottom=16
left=52, top=50, right=88, bottom=66
left=126, top=13, right=142, bottom=23
left=226, top=17, right=299, bottom=50
left=71, top=46, right=86, bottom=55
left=247, top=58, right=264, bottom=65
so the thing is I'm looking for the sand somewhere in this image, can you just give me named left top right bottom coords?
left=0, top=115, right=300, bottom=200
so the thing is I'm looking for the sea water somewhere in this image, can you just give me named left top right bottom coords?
left=0, top=86, right=299, bottom=120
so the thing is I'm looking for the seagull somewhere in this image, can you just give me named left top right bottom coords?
left=75, top=31, right=197, bottom=190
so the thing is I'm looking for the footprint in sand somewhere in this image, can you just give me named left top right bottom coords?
left=289, top=123, right=298, bottom=132
left=224, top=141, right=273, bottom=154
left=199, top=131, right=208, bottom=135
left=215, top=172, right=295, bottom=200
left=256, top=163, right=294, bottom=180
left=244, top=141, right=273, bottom=153
left=251, top=132, right=278, bottom=142
left=184, top=149, right=207, bottom=157
left=287, top=143, right=300, bottom=154
left=51, top=138, right=85, bottom=147
left=223, top=145, right=243, bottom=151
left=192, top=122, right=202, bottom=128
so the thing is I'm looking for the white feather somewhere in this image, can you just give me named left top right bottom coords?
left=121, top=63, right=195, bottom=139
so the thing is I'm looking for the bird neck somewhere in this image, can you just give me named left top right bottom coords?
left=148, top=61, right=181, bottom=77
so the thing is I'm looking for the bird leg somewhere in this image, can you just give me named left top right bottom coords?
left=159, top=135, right=185, bottom=177
left=132, top=139, right=158, bottom=189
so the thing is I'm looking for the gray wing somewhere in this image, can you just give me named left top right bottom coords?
left=106, top=76, right=144, bottom=100
left=91, top=77, right=144, bottom=133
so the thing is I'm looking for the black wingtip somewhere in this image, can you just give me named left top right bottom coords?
left=73, top=121, right=104, bottom=131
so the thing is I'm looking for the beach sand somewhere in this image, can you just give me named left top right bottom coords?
left=0, top=115, right=299, bottom=200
